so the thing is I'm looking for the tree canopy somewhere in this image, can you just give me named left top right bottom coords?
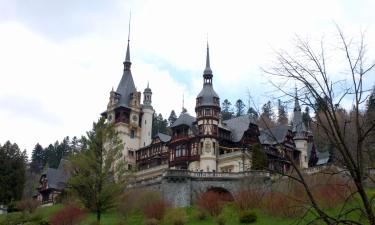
left=0, top=141, right=27, bottom=204
left=69, top=117, right=127, bottom=223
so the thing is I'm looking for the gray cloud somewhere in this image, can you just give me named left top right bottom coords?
left=0, top=95, right=61, bottom=125
left=0, top=0, right=129, bottom=40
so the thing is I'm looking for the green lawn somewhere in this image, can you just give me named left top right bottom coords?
left=2, top=188, right=375, bottom=225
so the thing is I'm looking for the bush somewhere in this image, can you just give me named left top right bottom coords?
left=196, top=191, right=232, bottom=216
left=143, top=199, right=169, bottom=221
left=118, top=189, right=162, bottom=218
left=0, top=212, right=28, bottom=225
left=239, top=210, right=257, bottom=224
left=195, top=211, right=207, bottom=221
left=144, top=218, right=159, bottom=225
left=263, top=192, right=304, bottom=218
left=17, top=198, right=40, bottom=213
left=49, top=204, right=86, bottom=225
left=164, top=208, right=187, bottom=225
left=312, top=182, right=352, bottom=209
left=216, top=214, right=226, bottom=225
left=7, top=201, right=19, bottom=213
left=234, top=191, right=264, bottom=211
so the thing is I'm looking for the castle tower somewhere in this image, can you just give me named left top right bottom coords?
left=102, top=31, right=143, bottom=169
left=140, top=82, right=154, bottom=147
left=195, top=44, right=220, bottom=172
left=292, top=89, right=308, bottom=168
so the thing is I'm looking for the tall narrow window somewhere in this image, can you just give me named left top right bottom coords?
left=130, top=130, right=135, bottom=138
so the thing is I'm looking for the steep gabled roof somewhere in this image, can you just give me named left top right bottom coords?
left=170, top=113, right=196, bottom=128
left=222, top=115, right=256, bottom=142
left=155, top=132, right=171, bottom=142
left=259, top=124, right=290, bottom=145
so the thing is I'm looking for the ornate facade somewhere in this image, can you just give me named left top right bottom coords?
left=102, top=39, right=318, bottom=180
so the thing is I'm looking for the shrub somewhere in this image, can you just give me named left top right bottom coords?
left=118, top=189, right=162, bottom=218
left=313, top=182, right=352, bottom=209
left=17, top=198, right=40, bottom=213
left=196, top=191, right=232, bottom=216
left=216, top=214, right=226, bottom=225
left=239, top=210, right=257, bottom=224
left=49, top=204, right=86, bottom=225
left=143, top=199, right=169, bottom=221
left=7, top=201, right=19, bottom=213
left=263, top=192, right=304, bottom=218
left=144, top=218, right=159, bottom=225
left=0, top=212, right=29, bottom=225
left=164, top=208, right=187, bottom=225
left=234, top=191, right=264, bottom=211
left=196, top=211, right=207, bottom=221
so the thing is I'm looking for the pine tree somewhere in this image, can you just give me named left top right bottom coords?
left=0, top=141, right=27, bottom=204
left=235, top=99, right=246, bottom=117
left=251, top=143, right=268, bottom=170
left=302, top=106, right=312, bottom=128
left=69, top=117, right=126, bottom=223
left=30, top=143, right=45, bottom=173
left=258, top=101, right=276, bottom=129
left=168, top=110, right=178, bottom=126
left=221, top=99, right=233, bottom=120
left=277, top=99, right=288, bottom=125
left=247, top=107, right=259, bottom=121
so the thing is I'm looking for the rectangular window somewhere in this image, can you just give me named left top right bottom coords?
left=130, top=130, right=135, bottom=138
left=205, top=108, right=211, bottom=116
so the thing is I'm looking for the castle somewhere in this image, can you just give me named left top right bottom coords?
left=101, top=38, right=322, bottom=180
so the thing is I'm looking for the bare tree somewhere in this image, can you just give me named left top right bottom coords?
left=263, top=26, right=375, bottom=224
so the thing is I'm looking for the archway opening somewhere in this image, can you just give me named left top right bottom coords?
left=206, top=186, right=234, bottom=202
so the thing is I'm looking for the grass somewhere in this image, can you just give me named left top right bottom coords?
left=2, top=188, right=375, bottom=225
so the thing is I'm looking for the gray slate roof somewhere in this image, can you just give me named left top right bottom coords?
left=317, top=150, right=330, bottom=165
left=222, top=115, right=256, bottom=142
left=170, top=113, right=196, bottom=128
left=259, top=124, right=290, bottom=145
left=115, top=69, right=136, bottom=108
left=197, top=85, right=219, bottom=106
left=155, top=132, right=171, bottom=142
left=43, top=159, right=70, bottom=190
left=45, top=168, right=69, bottom=190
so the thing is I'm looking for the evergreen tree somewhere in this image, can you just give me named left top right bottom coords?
left=30, top=143, right=45, bottom=173
left=277, top=99, right=288, bottom=125
left=152, top=113, right=169, bottom=136
left=221, top=99, right=233, bottom=120
left=262, top=101, right=274, bottom=119
left=69, top=117, right=126, bottom=223
left=247, top=107, right=259, bottom=121
left=168, top=110, right=178, bottom=126
left=257, top=101, right=276, bottom=129
left=251, top=143, right=268, bottom=170
left=0, top=141, right=27, bottom=204
left=235, top=99, right=246, bottom=117
left=302, top=106, right=312, bottom=128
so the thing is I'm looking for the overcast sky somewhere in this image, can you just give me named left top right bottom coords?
left=1, top=0, right=375, bottom=156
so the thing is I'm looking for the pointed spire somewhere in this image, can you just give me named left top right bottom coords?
left=147, top=81, right=149, bottom=89
left=294, top=86, right=301, bottom=112
left=204, top=42, right=212, bottom=75
left=124, top=12, right=132, bottom=70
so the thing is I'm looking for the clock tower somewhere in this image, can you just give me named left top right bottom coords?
left=195, top=44, right=220, bottom=172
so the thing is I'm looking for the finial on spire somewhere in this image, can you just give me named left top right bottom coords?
left=147, top=81, right=149, bottom=89
left=124, top=12, right=132, bottom=69
left=204, top=41, right=212, bottom=75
